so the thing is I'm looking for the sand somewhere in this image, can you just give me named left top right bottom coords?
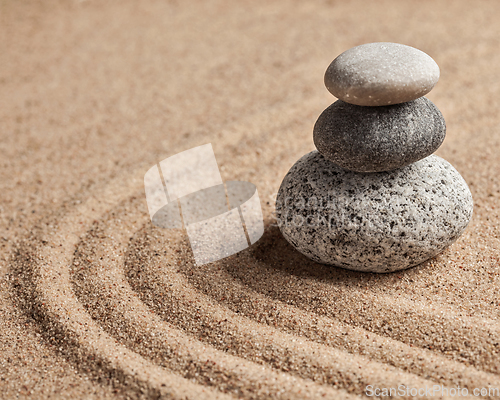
left=1, top=0, right=500, bottom=398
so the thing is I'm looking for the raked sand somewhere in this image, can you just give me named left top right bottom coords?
left=1, top=0, right=500, bottom=398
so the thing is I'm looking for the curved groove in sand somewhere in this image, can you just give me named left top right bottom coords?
left=71, top=198, right=358, bottom=400
left=217, top=230, right=500, bottom=375
left=127, top=223, right=500, bottom=392
left=135, top=221, right=500, bottom=377
left=12, top=174, right=237, bottom=399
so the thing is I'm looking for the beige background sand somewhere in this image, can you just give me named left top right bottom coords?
left=1, top=0, right=500, bottom=398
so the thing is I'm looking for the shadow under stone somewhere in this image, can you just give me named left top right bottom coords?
left=241, top=222, right=436, bottom=290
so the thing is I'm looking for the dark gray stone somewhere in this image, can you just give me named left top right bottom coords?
left=324, top=42, right=440, bottom=106
left=276, top=152, right=473, bottom=273
left=313, top=97, right=446, bottom=173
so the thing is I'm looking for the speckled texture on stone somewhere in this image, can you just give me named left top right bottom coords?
left=313, top=97, right=446, bottom=173
left=324, top=42, right=440, bottom=106
left=276, top=152, right=473, bottom=273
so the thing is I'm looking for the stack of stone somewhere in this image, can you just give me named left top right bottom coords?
left=276, top=42, right=473, bottom=273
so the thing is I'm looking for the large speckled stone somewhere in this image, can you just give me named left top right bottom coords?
left=324, top=42, right=440, bottom=106
left=276, top=152, right=473, bottom=273
left=313, top=97, right=446, bottom=172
